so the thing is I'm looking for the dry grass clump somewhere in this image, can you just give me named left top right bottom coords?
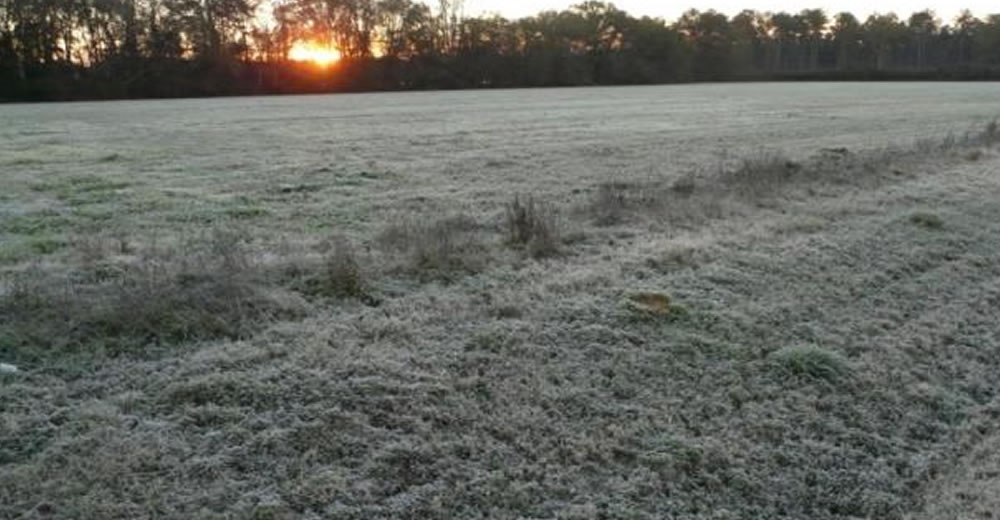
left=321, top=235, right=366, bottom=298
left=709, top=120, right=999, bottom=201
left=491, top=303, right=524, bottom=320
left=910, top=212, right=945, bottom=230
left=914, top=131, right=980, bottom=157
left=916, top=134, right=955, bottom=155
left=959, top=119, right=999, bottom=160
left=670, top=172, right=698, bottom=196
left=588, top=181, right=663, bottom=226
left=716, top=121, right=997, bottom=200
left=622, top=291, right=686, bottom=321
left=378, top=214, right=486, bottom=278
left=282, top=235, right=380, bottom=304
left=504, top=195, right=560, bottom=258
left=0, top=229, right=305, bottom=359
left=583, top=175, right=731, bottom=230
left=580, top=120, right=999, bottom=232
left=915, top=120, right=1000, bottom=157
left=985, top=119, right=999, bottom=141
left=627, top=292, right=674, bottom=315
left=721, top=149, right=801, bottom=196
left=591, top=182, right=629, bottom=226
left=961, top=119, right=999, bottom=148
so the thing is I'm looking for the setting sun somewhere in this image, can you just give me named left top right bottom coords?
left=288, top=42, right=341, bottom=66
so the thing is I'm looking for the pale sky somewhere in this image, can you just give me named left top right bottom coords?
left=458, top=0, right=995, bottom=24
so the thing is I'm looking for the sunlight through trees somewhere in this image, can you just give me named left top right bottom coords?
left=1, top=1, right=999, bottom=100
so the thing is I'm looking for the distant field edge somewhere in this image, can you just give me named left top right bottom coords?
left=3, top=66, right=1000, bottom=105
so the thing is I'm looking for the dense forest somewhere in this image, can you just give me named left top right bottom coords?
left=1, top=0, right=999, bottom=101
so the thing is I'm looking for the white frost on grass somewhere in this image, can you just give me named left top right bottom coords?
left=1, top=86, right=999, bottom=518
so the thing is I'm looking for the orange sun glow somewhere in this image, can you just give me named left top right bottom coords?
left=288, top=42, right=341, bottom=66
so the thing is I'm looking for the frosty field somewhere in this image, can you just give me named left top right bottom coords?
left=2, top=83, right=1000, bottom=518
left=2, top=82, right=997, bottom=240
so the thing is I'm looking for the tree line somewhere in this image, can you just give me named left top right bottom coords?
left=2, top=0, right=999, bottom=101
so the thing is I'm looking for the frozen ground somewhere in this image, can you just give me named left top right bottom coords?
left=2, top=83, right=1000, bottom=518
left=1, top=82, right=998, bottom=235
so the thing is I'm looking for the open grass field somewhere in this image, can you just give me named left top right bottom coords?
left=2, top=83, right=1000, bottom=518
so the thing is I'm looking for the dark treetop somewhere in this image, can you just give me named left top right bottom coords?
left=2, top=0, right=999, bottom=102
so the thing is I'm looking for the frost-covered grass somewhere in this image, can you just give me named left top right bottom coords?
left=2, top=85, right=1000, bottom=518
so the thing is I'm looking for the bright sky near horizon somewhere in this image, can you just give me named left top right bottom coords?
left=457, top=0, right=994, bottom=24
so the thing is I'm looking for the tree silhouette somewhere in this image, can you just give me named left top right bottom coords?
left=800, top=9, right=827, bottom=71
left=832, top=12, right=862, bottom=71
left=1, top=1, right=999, bottom=101
left=908, top=10, right=938, bottom=69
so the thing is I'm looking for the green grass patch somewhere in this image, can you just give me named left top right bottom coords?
left=770, top=345, right=850, bottom=384
left=32, top=175, right=131, bottom=206
left=27, top=237, right=66, bottom=255
left=225, top=206, right=271, bottom=219
left=0, top=243, right=30, bottom=264
left=70, top=178, right=130, bottom=193
left=6, top=157, right=43, bottom=166
left=72, top=207, right=116, bottom=222
left=0, top=212, right=73, bottom=235
left=164, top=210, right=219, bottom=225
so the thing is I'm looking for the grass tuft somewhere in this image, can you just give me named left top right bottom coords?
left=965, top=149, right=985, bottom=162
left=722, top=149, right=800, bottom=196
left=910, top=212, right=945, bottom=230
left=588, top=181, right=658, bottom=224
left=985, top=119, right=999, bottom=143
left=504, top=195, right=560, bottom=258
left=591, top=183, right=630, bottom=226
left=322, top=236, right=366, bottom=298
left=378, top=214, right=485, bottom=278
